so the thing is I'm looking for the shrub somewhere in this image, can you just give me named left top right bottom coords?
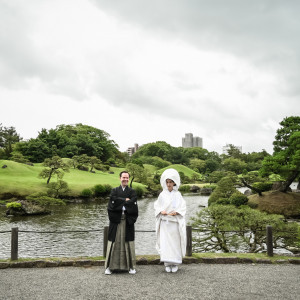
left=26, top=192, right=65, bottom=206
left=77, top=165, right=89, bottom=171
left=6, top=202, right=22, bottom=210
left=215, top=198, right=231, bottom=205
left=93, top=184, right=112, bottom=197
left=179, top=185, right=191, bottom=193
left=134, top=186, right=144, bottom=198
left=252, top=182, right=273, bottom=194
left=81, top=188, right=93, bottom=198
left=229, top=193, right=248, bottom=207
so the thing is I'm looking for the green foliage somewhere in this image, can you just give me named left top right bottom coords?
left=261, top=117, right=300, bottom=192
left=252, top=182, right=273, bottom=194
left=26, top=192, right=66, bottom=206
left=191, top=205, right=298, bottom=253
left=0, top=124, right=22, bottom=159
left=229, top=192, right=248, bottom=207
left=47, top=180, right=70, bottom=198
left=81, top=188, right=93, bottom=198
left=39, top=155, right=70, bottom=184
left=93, top=184, right=112, bottom=197
left=222, top=157, right=247, bottom=174
left=134, top=186, right=144, bottom=198
left=15, top=123, right=119, bottom=163
left=208, top=175, right=237, bottom=206
left=6, top=202, right=22, bottom=210
left=10, top=151, right=30, bottom=164
left=178, top=185, right=191, bottom=193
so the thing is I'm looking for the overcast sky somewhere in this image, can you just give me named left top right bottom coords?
left=1, top=0, right=299, bottom=154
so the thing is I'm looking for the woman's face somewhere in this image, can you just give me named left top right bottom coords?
left=166, top=179, right=175, bottom=192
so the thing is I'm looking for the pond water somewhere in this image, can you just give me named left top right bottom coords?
left=0, top=194, right=208, bottom=259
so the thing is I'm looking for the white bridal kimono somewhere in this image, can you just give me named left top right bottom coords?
left=154, top=169, right=186, bottom=265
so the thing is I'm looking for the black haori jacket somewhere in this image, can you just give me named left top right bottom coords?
left=107, top=186, right=138, bottom=242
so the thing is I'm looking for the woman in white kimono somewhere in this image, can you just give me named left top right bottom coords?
left=154, top=168, right=186, bottom=273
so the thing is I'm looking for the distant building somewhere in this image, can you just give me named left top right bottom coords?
left=182, top=133, right=203, bottom=148
left=222, top=144, right=242, bottom=155
left=127, top=143, right=139, bottom=156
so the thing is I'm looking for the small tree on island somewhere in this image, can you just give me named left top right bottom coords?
left=39, top=156, right=70, bottom=184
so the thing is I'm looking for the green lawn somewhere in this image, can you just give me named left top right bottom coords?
left=0, top=160, right=143, bottom=198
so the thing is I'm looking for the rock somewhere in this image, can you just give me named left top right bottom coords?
left=190, top=185, right=200, bottom=193
left=238, top=258, right=254, bottom=264
left=288, top=259, right=300, bottom=264
left=255, top=259, right=272, bottom=264
left=108, top=171, right=114, bottom=174
left=6, top=200, right=51, bottom=216
left=200, top=188, right=212, bottom=195
left=2, top=165, right=7, bottom=168
left=272, top=182, right=292, bottom=192
left=0, top=262, right=9, bottom=269
left=244, top=189, right=252, bottom=196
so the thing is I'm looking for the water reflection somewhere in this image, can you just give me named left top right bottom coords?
left=0, top=194, right=208, bottom=259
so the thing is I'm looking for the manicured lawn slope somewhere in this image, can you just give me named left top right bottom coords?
left=0, top=160, right=141, bottom=198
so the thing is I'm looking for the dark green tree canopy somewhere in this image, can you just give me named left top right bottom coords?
left=0, top=124, right=22, bottom=159
left=15, top=124, right=119, bottom=163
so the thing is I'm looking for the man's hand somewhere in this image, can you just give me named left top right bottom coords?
left=126, top=198, right=130, bottom=201
left=161, top=210, right=167, bottom=215
left=168, top=211, right=177, bottom=216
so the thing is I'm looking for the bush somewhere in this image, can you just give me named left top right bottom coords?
left=215, top=198, right=231, bottom=205
left=6, top=202, right=22, bottom=210
left=179, top=185, right=191, bottom=193
left=252, top=182, right=273, bottom=194
left=134, top=186, right=144, bottom=198
left=77, top=165, right=89, bottom=171
left=81, top=188, right=93, bottom=198
left=229, top=193, right=248, bottom=207
left=26, top=192, right=65, bottom=206
left=93, top=184, right=112, bottom=197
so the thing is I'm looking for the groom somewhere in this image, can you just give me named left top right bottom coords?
left=104, top=171, right=139, bottom=275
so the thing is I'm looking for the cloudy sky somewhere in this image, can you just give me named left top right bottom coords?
left=1, top=0, right=299, bottom=154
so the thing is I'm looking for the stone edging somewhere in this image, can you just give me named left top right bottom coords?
left=0, top=257, right=300, bottom=269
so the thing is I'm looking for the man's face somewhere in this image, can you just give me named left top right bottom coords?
left=120, top=173, right=129, bottom=187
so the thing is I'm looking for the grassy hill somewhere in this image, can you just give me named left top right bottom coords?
left=0, top=160, right=202, bottom=200
left=157, top=164, right=202, bottom=179
left=0, top=160, right=134, bottom=199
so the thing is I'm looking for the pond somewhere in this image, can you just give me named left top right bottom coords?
left=0, top=194, right=208, bottom=259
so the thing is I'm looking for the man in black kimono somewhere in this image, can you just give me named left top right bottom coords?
left=105, top=171, right=139, bottom=275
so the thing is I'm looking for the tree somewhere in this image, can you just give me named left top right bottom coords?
left=222, top=157, right=247, bottom=174
left=191, top=205, right=298, bottom=253
left=126, top=163, right=145, bottom=187
left=189, top=158, right=206, bottom=173
left=39, top=156, right=70, bottom=184
left=89, top=156, right=102, bottom=172
left=208, top=175, right=237, bottom=206
left=0, top=124, right=22, bottom=159
left=261, top=116, right=300, bottom=192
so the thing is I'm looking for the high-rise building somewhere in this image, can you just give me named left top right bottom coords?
left=182, top=133, right=203, bottom=148
left=126, top=143, right=139, bottom=156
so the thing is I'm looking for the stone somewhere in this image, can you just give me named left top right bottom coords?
left=0, top=262, right=9, bottom=269
left=182, top=257, right=198, bottom=264
left=200, top=188, right=212, bottom=195
left=238, top=258, right=254, bottom=264
left=10, top=261, right=35, bottom=268
left=34, top=260, right=47, bottom=268
left=190, top=185, right=200, bottom=193
left=275, top=260, right=289, bottom=264
left=2, top=165, right=7, bottom=168
left=137, top=257, right=148, bottom=265
left=46, top=261, right=61, bottom=267
left=91, top=260, right=105, bottom=266
left=202, top=258, right=217, bottom=264
left=244, top=189, right=252, bottom=196
left=288, top=259, right=300, bottom=264
left=60, top=260, right=75, bottom=267
left=73, top=260, right=93, bottom=267
left=214, top=257, right=238, bottom=264
left=148, top=258, right=161, bottom=265
left=255, top=259, right=272, bottom=264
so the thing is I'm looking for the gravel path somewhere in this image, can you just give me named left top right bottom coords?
left=1, top=264, right=299, bottom=300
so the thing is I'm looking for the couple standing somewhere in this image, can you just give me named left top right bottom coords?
left=104, top=168, right=186, bottom=275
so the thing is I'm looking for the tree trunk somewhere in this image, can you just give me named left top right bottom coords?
left=47, top=169, right=54, bottom=184
left=241, top=179, right=262, bottom=196
left=130, top=177, right=135, bottom=188
left=280, top=170, right=299, bottom=192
